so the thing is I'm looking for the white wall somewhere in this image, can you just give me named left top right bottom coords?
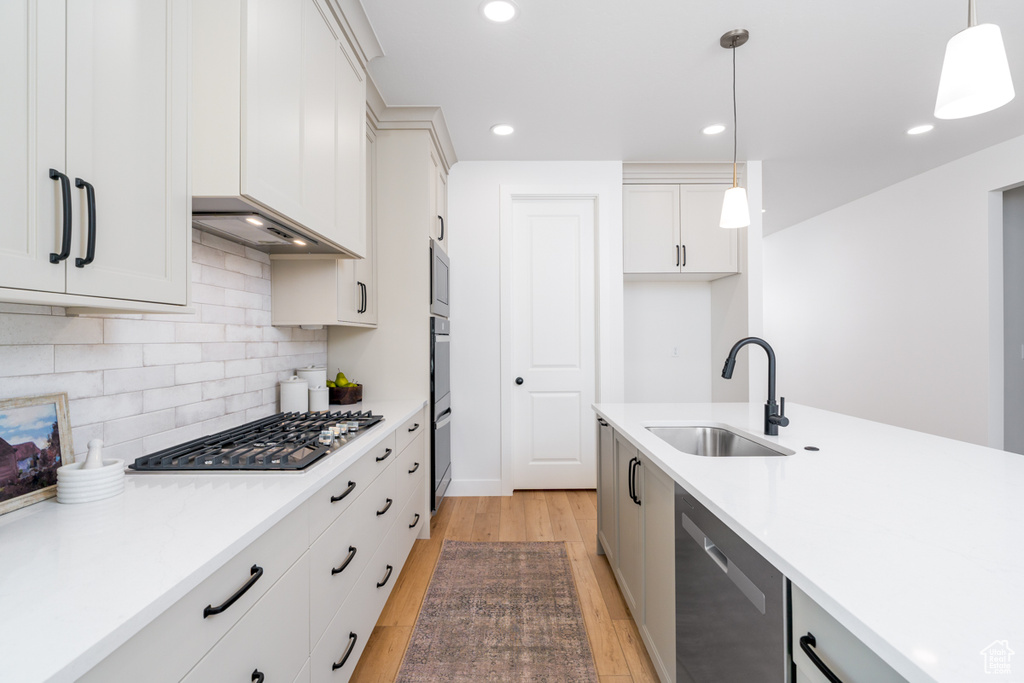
left=623, top=281, right=711, bottom=402
left=764, top=135, right=1024, bottom=446
left=0, top=229, right=327, bottom=463
left=447, top=161, right=624, bottom=495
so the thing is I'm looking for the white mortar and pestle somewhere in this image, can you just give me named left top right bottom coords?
left=56, top=439, right=125, bottom=504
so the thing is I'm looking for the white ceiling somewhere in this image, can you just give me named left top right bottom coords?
left=360, top=0, right=1024, bottom=234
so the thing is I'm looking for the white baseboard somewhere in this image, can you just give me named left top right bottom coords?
left=446, top=479, right=503, bottom=497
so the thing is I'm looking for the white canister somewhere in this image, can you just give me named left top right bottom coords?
left=296, top=365, right=327, bottom=390
left=280, top=375, right=309, bottom=412
left=309, top=386, right=329, bottom=412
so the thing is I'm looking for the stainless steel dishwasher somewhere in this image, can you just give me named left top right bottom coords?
left=675, top=485, right=789, bottom=682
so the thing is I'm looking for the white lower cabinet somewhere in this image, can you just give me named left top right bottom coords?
left=791, top=583, right=905, bottom=683
left=596, top=418, right=616, bottom=563
left=81, top=410, right=429, bottom=682
left=614, top=431, right=643, bottom=618
left=182, top=554, right=310, bottom=683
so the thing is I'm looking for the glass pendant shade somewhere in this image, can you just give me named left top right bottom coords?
left=720, top=185, right=750, bottom=229
left=935, top=23, right=1015, bottom=119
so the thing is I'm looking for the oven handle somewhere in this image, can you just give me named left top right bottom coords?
left=435, top=408, right=452, bottom=430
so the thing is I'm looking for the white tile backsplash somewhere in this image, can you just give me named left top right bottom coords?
left=0, top=231, right=327, bottom=461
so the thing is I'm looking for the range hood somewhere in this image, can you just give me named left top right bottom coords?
left=192, top=198, right=351, bottom=256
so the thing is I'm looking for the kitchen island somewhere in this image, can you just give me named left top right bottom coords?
left=593, top=402, right=1024, bottom=683
left=0, top=399, right=427, bottom=682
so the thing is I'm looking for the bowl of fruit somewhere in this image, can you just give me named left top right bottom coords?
left=326, top=370, right=362, bottom=405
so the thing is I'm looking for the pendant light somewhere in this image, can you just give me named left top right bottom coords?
left=720, top=29, right=750, bottom=229
left=935, top=0, right=1015, bottom=119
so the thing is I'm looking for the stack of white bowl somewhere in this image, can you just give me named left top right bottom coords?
left=56, top=439, right=125, bottom=504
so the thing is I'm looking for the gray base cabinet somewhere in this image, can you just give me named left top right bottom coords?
left=599, top=420, right=675, bottom=682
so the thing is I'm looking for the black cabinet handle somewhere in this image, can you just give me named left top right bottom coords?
left=799, top=633, right=844, bottom=683
left=597, top=417, right=608, bottom=426
left=675, top=244, right=680, bottom=267
left=331, top=546, right=357, bottom=575
left=357, top=281, right=367, bottom=314
left=203, top=564, right=263, bottom=618
left=251, top=670, right=264, bottom=683
left=515, top=377, right=524, bottom=385
left=376, top=447, right=393, bottom=463
left=49, top=169, right=72, bottom=264
left=74, top=178, right=96, bottom=267
left=377, top=564, right=394, bottom=587
left=408, top=462, right=420, bottom=474
left=438, top=215, right=444, bottom=241
left=408, top=423, right=420, bottom=433
left=681, top=244, right=686, bottom=267
left=330, top=481, right=356, bottom=503
left=409, top=513, right=420, bottom=528
left=630, top=456, right=638, bottom=505
left=376, top=498, right=393, bottom=516
left=332, top=632, right=358, bottom=670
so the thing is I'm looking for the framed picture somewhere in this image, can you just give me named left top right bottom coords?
left=0, top=393, right=73, bottom=515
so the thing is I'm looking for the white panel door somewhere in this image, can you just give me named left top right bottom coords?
left=64, top=0, right=189, bottom=304
left=623, top=184, right=680, bottom=273
left=301, top=0, right=339, bottom=242
left=332, top=30, right=366, bottom=257
left=680, top=184, right=737, bottom=273
left=0, top=0, right=66, bottom=294
left=511, top=198, right=596, bottom=489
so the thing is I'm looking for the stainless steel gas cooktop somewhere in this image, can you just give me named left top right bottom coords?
left=129, top=410, right=384, bottom=472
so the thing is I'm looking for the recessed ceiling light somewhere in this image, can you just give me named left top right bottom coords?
left=491, top=123, right=514, bottom=136
left=481, top=0, right=518, bottom=22
left=702, top=124, right=726, bottom=135
left=907, top=124, right=935, bottom=135
left=245, top=217, right=264, bottom=226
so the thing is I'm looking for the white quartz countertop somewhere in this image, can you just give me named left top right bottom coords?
left=0, top=399, right=426, bottom=683
left=593, top=402, right=1024, bottom=683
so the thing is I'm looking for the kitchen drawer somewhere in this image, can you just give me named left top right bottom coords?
left=396, top=409, right=425, bottom=455
left=369, top=430, right=398, bottom=478
left=182, top=553, right=310, bottom=683
left=311, top=500, right=415, bottom=683
left=308, top=433, right=393, bottom=541
left=395, top=430, right=426, bottom=505
left=80, top=503, right=308, bottom=683
left=791, top=583, right=905, bottom=683
left=309, top=459, right=395, bottom=642
left=396, top=479, right=427, bottom=561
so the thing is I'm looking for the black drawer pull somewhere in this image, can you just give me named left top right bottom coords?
left=376, top=498, right=393, bottom=516
left=408, top=422, right=420, bottom=432
left=377, top=564, right=394, bottom=588
left=332, top=632, right=358, bottom=670
left=331, top=546, right=357, bottom=575
left=74, top=178, right=96, bottom=267
left=799, top=633, right=844, bottom=683
left=376, top=447, right=393, bottom=462
left=438, top=215, right=444, bottom=241
left=409, top=513, right=420, bottom=528
left=330, top=480, right=356, bottom=503
left=203, top=564, right=263, bottom=618
left=251, top=670, right=264, bottom=683
left=49, top=169, right=72, bottom=264
left=408, top=462, right=420, bottom=474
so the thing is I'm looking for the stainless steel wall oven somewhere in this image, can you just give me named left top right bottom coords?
left=430, top=316, right=451, bottom=510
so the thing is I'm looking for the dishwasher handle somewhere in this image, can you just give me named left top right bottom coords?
left=680, top=510, right=765, bottom=614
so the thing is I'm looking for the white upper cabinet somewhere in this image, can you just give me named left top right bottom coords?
left=429, top=147, right=448, bottom=251
left=0, top=0, right=190, bottom=308
left=623, top=184, right=738, bottom=278
left=195, top=0, right=366, bottom=257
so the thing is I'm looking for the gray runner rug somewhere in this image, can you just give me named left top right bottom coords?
left=396, top=540, right=599, bottom=682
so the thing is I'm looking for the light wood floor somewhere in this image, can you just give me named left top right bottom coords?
left=350, top=490, right=660, bottom=683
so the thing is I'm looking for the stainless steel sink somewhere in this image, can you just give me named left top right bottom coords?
left=646, top=425, right=794, bottom=457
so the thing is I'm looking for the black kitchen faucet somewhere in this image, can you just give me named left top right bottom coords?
left=721, top=336, right=790, bottom=436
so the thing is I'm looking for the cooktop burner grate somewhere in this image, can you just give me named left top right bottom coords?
left=129, top=410, right=384, bottom=472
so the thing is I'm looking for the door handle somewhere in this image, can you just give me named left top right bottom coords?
left=203, top=564, right=263, bottom=618
left=251, top=670, right=264, bottom=683
left=681, top=244, right=686, bottom=267
left=515, top=377, right=524, bottom=385
left=49, top=169, right=72, bottom=264
left=799, top=633, right=845, bottom=683
left=627, top=457, right=636, bottom=502
left=377, top=564, right=394, bottom=588
left=632, top=458, right=641, bottom=505
left=332, top=632, right=358, bottom=670
left=74, top=178, right=96, bottom=267
left=675, top=244, right=680, bottom=267
left=438, top=215, right=444, bottom=240
left=331, top=546, right=357, bottom=575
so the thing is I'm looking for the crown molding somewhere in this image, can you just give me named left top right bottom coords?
left=365, top=76, right=458, bottom=172
left=325, top=0, right=384, bottom=71
left=623, top=162, right=742, bottom=184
